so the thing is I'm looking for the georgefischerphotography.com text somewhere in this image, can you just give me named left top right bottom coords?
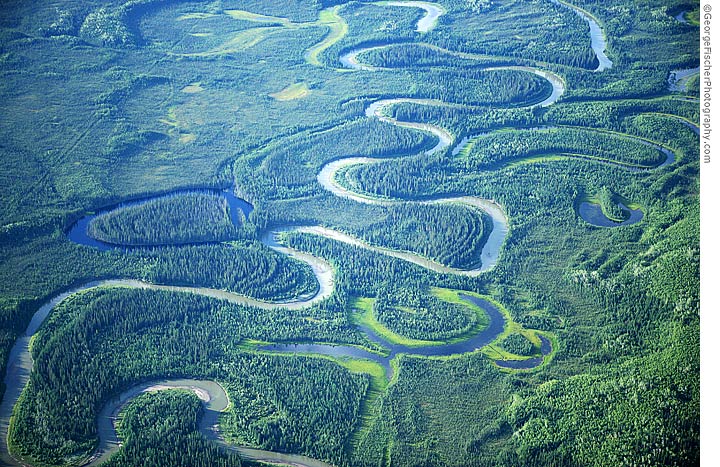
left=703, top=3, right=712, bottom=163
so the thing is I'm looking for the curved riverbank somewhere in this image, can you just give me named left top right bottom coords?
left=317, top=157, right=509, bottom=274
left=67, top=188, right=253, bottom=251
left=340, top=47, right=566, bottom=108
left=86, top=379, right=335, bottom=467
left=85, top=379, right=229, bottom=467
left=1, top=0, right=616, bottom=464
left=263, top=294, right=505, bottom=378
left=578, top=201, right=644, bottom=227
left=494, top=335, right=553, bottom=369
left=548, top=0, right=612, bottom=71
left=452, top=125, right=677, bottom=172
left=0, top=271, right=335, bottom=467
left=383, top=1, right=446, bottom=33
left=263, top=293, right=554, bottom=379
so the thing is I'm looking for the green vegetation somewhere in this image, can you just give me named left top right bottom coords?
left=374, top=287, right=480, bottom=342
left=456, top=127, right=669, bottom=169
left=138, top=242, right=320, bottom=302
left=269, top=82, right=311, bottom=101
left=352, top=353, right=515, bottom=466
left=507, top=322, right=699, bottom=467
left=357, top=43, right=506, bottom=69
left=429, top=0, right=600, bottom=69
left=104, top=391, right=247, bottom=467
left=686, top=8, right=700, bottom=26
left=415, top=69, right=553, bottom=107
left=237, top=118, right=436, bottom=202
left=585, top=186, right=631, bottom=222
left=10, top=287, right=365, bottom=465
left=498, top=332, right=537, bottom=357
left=351, top=297, right=440, bottom=347
left=305, top=6, right=348, bottom=66
left=0, top=0, right=699, bottom=466
left=346, top=203, right=491, bottom=269
left=88, top=192, right=238, bottom=246
left=443, top=291, right=553, bottom=365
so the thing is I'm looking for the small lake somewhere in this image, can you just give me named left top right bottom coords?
left=578, top=202, right=643, bottom=227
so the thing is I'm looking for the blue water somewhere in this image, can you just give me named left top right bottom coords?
left=578, top=202, right=643, bottom=227
left=67, top=188, right=253, bottom=250
left=262, top=295, right=549, bottom=376
left=494, top=336, right=553, bottom=369
left=548, top=0, right=612, bottom=71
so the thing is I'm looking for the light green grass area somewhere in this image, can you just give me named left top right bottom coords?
left=334, top=357, right=388, bottom=388
left=178, top=26, right=281, bottom=57
left=181, top=83, right=204, bottom=94
left=158, top=107, right=196, bottom=145
left=305, top=7, right=348, bottom=66
left=442, top=291, right=557, bottom=369
left=177, top=12, right=217, bottom=21
left=345, top=356, right=399, bottom=452
left=269, top=82, right=311, bottom=101
left=224, top=9, right=297, bottom=28
left=351, top=297, right=444, bottom=348
left=350, top=289, right=491, bottom=348
left=206, top=6, right=348, bottom=67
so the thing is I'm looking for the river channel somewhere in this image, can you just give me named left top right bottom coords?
left=1, top=1, right=613, bottom=465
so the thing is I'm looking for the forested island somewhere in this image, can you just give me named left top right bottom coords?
left=0, top=0, right=699, bottom=466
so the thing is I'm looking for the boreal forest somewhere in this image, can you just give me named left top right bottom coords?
left=0, top=0, right=700, bottom=466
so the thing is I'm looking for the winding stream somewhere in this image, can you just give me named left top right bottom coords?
left=317, top=159, right=508, bottom=274
left=86, top=379, right=335, bottom=467
left=86, top=379, right=229, bottom=467
left=1, top=1, right=621, bottom=466
left=384, top=1, right=446, bottom=32
left=342, top=0, right=612, bottom=73
left=548, top=0, right=612, bottom=71
left=263, top=294, right=552, bottom=379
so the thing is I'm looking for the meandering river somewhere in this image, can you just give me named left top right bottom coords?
left=384, top=1, right=445, bottom=32
left=264, top=294, right=552, bottom=378
left=85, top=379, right=335, bottom=467
left=0, top=1, right=621, bottom=466
left=548, top=0, right=612, bottom=71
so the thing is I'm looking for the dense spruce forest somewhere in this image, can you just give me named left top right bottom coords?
left=87, top=192, right=240, bottom=246
left=104, top=391, right=248, bottom=467
left=0, top=0, right=699, bottom=466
